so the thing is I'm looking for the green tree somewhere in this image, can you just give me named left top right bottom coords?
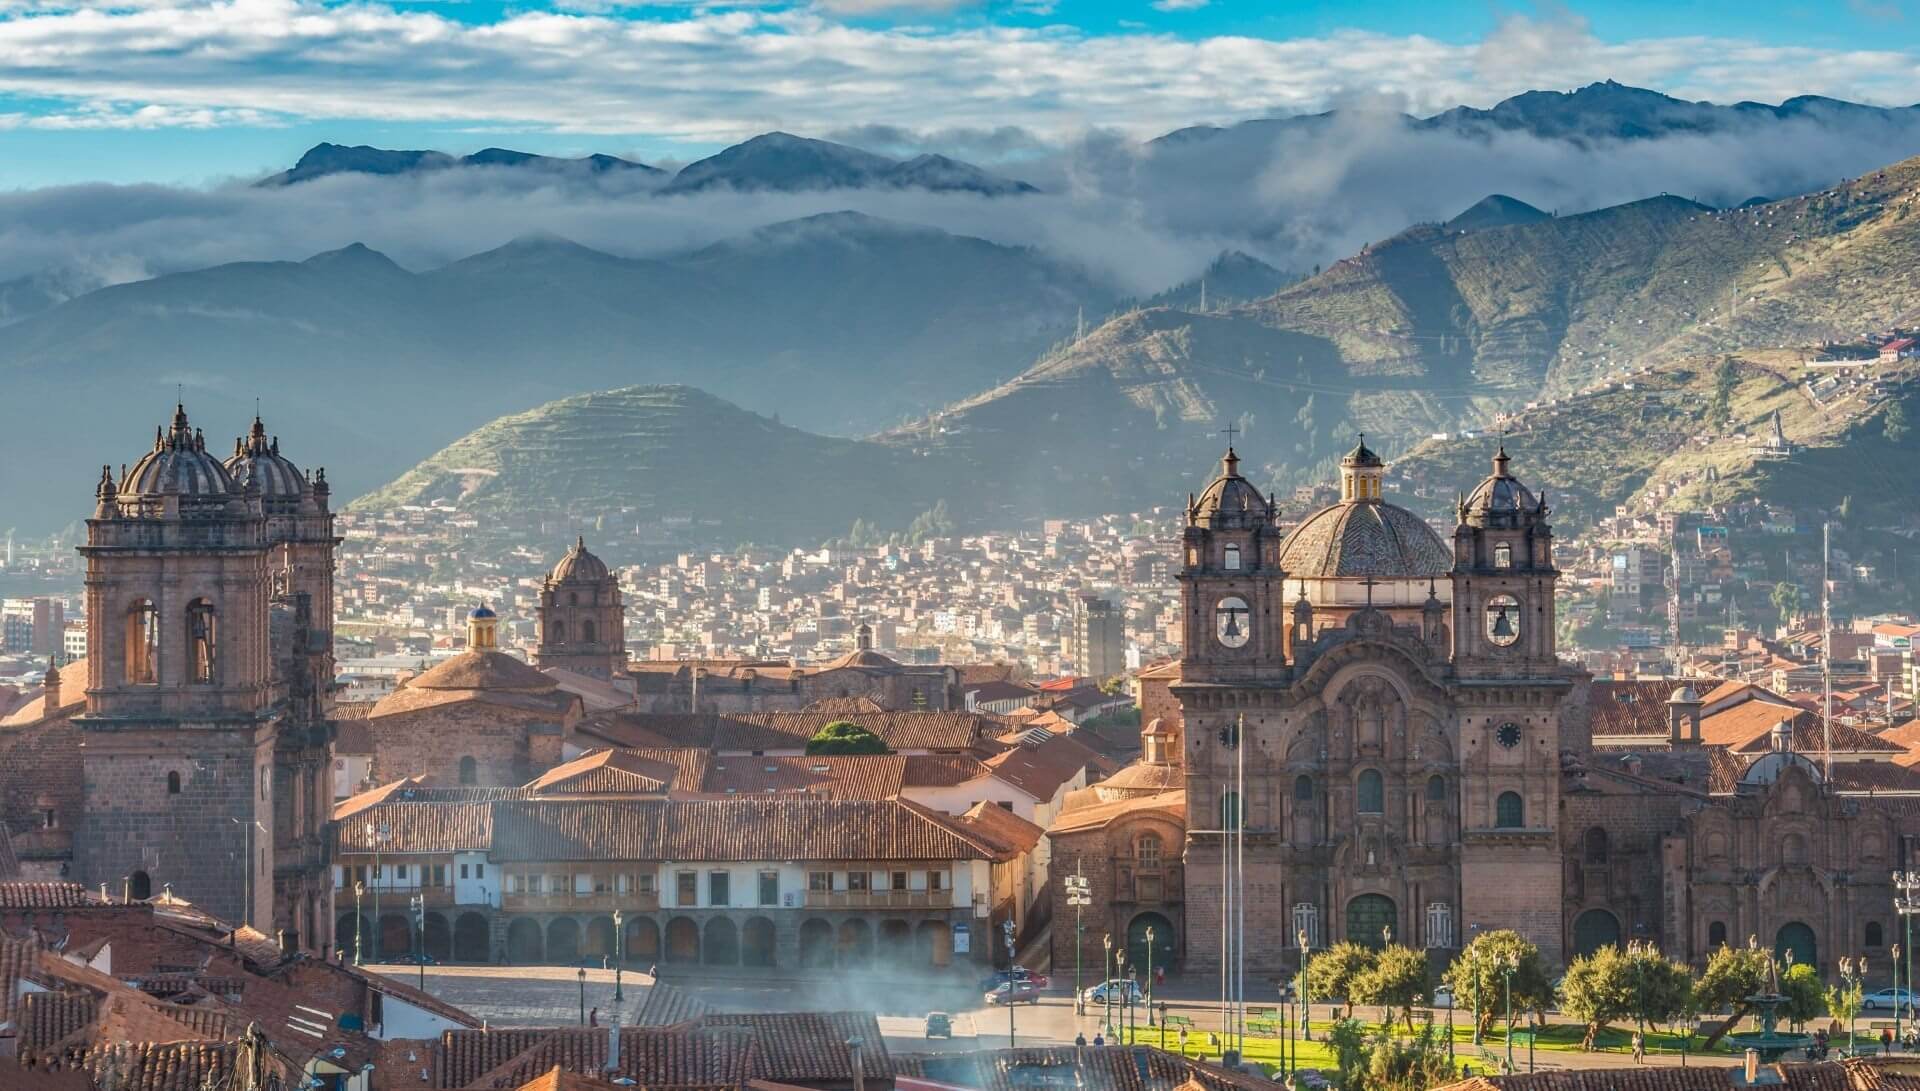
left=1351, top=944, right=1431, bottom=1032
left=1365, top=1022, right=1457, bottom=1091
left=1711, top=357, right=1740, bottom=421
left=1442, top=930, right=1553, bottom=1038
left=1560, top=946, right=1635, bottom=1050
left=1887, top=399, right=1912, bottom=445
left=1770, top=581, right=1803, bottom=627
left=1694, top=940, right=1773, bottom=1017
left=1780, top=963, right=1825, bottom=1028
left=803, top=720, right=889, bottom=755
left=1826, top=975, right=1863, bottom=1034
left=1325, top=1017, right=1372, bottom=1089
left=1306, top=942, right=1377, bottom=1017
left=1623, top=943, right=1695, bottom=1039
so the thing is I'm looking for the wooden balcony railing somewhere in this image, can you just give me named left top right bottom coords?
left=802, top=890, right=953, bottom=909
left=500, top=891, right=661, bottom=913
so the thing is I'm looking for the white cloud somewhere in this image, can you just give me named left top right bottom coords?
left=1150, top=0, right=1207, bottom=10
left=0, top=1, right=1919, bottom=140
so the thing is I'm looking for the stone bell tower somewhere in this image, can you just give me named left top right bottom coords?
left=534, top=537, right=626, bottom=679
left=76, top=404, right=280, bottom=929
left=1177, top=447, right=1287, bottom=684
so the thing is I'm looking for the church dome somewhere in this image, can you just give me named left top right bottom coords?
left=1463, top=446, right=1541, bottom=520
left=549, top=537, right=609, bottom=584
left=1190, top=448, right=1273, bottom=529
left=120, top=404, right=238, bottom=498
left=469, top=604, right=497, bottom=620
left=1278, top=498, right=1451, bottom=579
left=224, top=416, right=306, bottom=498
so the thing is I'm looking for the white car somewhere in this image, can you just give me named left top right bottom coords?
left=1082, top=979, right=1144, bottom=1004
left=1430, top=985, right=1455, bottom=1009
left=1863, top=987, right=1916, bottom=1010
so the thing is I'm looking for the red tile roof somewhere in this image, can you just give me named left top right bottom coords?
left=488, top=798, right=999, bottom=863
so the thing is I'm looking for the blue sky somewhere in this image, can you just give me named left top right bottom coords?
left=3, top=0, right=1920, bottom=187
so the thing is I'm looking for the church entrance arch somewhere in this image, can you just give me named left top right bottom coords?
left=1345, top=894, right=1396, bottom=949
left=1776, top=922, right=1817, bottom=971
left=1572, top=909, right=1621, bottom=958
left=1128, top=912, right=1177, bottom=971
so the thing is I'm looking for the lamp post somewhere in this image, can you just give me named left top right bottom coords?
left=1103, top=934, right=1114, bottom=1037
left=410, top=894, right=425, bottom=991
left=366, top=821, right=390, bottom=963
left=1298, top=928, right=1313, bottom=1042
left=1003, top=920, right=1017, bottom=1049
left=1066, top=867, right=1091, bottom=1016
left=1472, top=946, right=1485, bottom=1046
left=1145, top=926, right=1156, bottom=1026
left=1502, top=953, right=1517, bottom=1073
left=577, top=967, right=587, bottom=1026
left=1843, top=956, right=1863, bottom=1049
left=353, top=881, right=365, bottom=966
left=613, top=909, right=626, bottom=1003
left=1114, top=948, right=1128, bottom=1043
left=1897, top=942, right=1904, bottom=1050
left=1895, top=870, right=1920, bottom=1047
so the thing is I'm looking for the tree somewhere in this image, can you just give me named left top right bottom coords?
left=1305, top=942, right=1377, bottom=1017
left=1560, top=946, right=1635, bottom=1050
left=1711, top=357, right=1740, bottom=421
left=1364, top=1022, right=1456, bottom=1091
left=1623, top=943, right=1695, bottom=1039
left=1694, top=941, right=1773, bottom=1017
left=803, top=720, right=889, bottom=755
left=1442, top=930, right=1553, bottom=1038
left=1887, top=399, right=1912, bottom=445
left=1780, top=963, right=1825, bottom=1028
left=1325, top=1017, right=1371, bottom=1089
left=1351, top=944, right=1430, bottom=1032
left=1771, top=581, right=1803, bottom=627
left=1826, top=975, right=1863, bottom=1036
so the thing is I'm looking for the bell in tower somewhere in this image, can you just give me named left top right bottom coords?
left=1177, top=444, right=1286, bottom=681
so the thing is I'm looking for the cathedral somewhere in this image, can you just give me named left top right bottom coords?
left=1050, top=439, right=1920, bottom=984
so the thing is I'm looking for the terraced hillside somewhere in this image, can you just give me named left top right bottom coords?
left=355, top=386, right=948, bottom=543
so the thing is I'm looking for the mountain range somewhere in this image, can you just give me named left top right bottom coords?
left=259, top=132, right=1036, bottom=196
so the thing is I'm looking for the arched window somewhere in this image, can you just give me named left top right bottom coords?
left=1220, top=791, right=1242, bottom=831
left=1136, top=833, right=1162, bottom=866
left=186, top=598, right=217, bottom=684
left=1584, top=827, right=1609, bottom=864
left=1709, top=921, right=1728, bottom=948
left=1426, top=775, right=1446, bottom=802
left=1495, top=791, right=1524, bottom=829
left=458, top=757, right=478, bottom=786
left=550, top=620, right=566, bottom=645
left=1294, top=775, right=1314, bottom=802
left=1356, top=770, right=1384, bottom=815
left=1493, top=542, right=1512, bottom=569
left=125, top=599, right=159, bottom=684
left=582, top=619, right=597, bottom=644
left=166, top=771, right=181, bottom=795
left=128, top=871, right=151, bottom=901
left=1868, top=921, right=1886, bottom=947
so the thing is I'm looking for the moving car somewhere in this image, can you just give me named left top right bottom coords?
left=985, top=981, right=1044, bottom=1005
left=979, top=969, right=1049, bottom=992
left=1863, top=987, right=1916, bottom=1010
left=1081, top=979, right=1144, bottom=1005
left=924, top=1012, right=953, bottom=1038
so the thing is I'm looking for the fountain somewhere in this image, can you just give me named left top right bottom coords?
left=1725, top=958, right=1813, bottom=1063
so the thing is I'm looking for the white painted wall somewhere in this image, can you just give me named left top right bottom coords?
left=453, top=852, right=497, bottom=907
left=373, top=994, right=467, bottom=1040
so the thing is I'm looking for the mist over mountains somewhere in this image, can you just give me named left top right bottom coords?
left=11, top=81, right=1920, bottom=536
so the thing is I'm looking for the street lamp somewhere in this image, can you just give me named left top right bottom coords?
left=1843, top=956, right=1864, bottom=1048
left=578, top=967, right=587, bottom=1026
left=1103, top=934, right=1114, bottom=1038
left=613, top=909, right=626, bottom=1003
left=1895, top=870, right=1920, bottom=1047
left=1298, top=928, right=1313, bottom=1041
left=366, top=821, right=390, bottom=963
left=1066, top=867, right=1091, bottom=1016
left=1003, top=920, right=1017, bottom=1048
left=1114, top=948, right=1128, bottom=1043
left=1145, top=927, right=1156, bottom=1026
left=352, top=882, right=365, bottom=966
left=410, top=894, right=425, bottom=991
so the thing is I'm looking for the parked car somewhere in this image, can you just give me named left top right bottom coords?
left=1863, top=987, right=1916, bottom=1010
left=985, top=982, right=1043, bottom=1006
left=1081, top=979, right=1144, bottom=1005
left=924, top=1012, right=953, bottom=1038
left=978, top=969, right=1049, bottom=992
left=1430, top=985, right=1454, bottom=1009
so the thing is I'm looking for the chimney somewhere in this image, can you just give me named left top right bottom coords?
left=845, top=1036, right=865, bottom=1091
left=1744, top=1048, right=1760, bottom=1084
left=42, top=660, right=60, bottom=711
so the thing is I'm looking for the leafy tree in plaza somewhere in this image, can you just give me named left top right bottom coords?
left=1441, top=930, right=1553, bottom=1039
left=1694, top=940, right=1774, bottom=1016
left=1350, top=944, right=1431, bottom=1032
left=1560, top=945, right=1634, bottom=1050
left=1305, top=942, right=1377, bottom=1018
left=1325, top=1017, right=1372, bottom=1089
left=1826, top=975, right=1863, bottom=1033
left=804, top=720, right=889, bottom=755
left=1624, top=943, right=1696, bottom=1039
left=1781, top=963, right=1826, bottom=1028
left=1364, top=1021, right=1456, bottom=1091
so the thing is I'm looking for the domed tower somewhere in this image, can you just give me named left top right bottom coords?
left=226, top=414, right=337, bottom=954
left=534, top=538, right=626, bottom=679
left=76, top=403, right=278, bottom=930
left=1450, top=446, right=1559, bottom=678
left=1178, top=447, right=1286, bottom=682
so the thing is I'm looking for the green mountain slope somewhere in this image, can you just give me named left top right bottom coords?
left=354, top=386, right=945, bottom=544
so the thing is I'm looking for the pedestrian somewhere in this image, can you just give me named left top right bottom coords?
left=1074, top=1033, right=1086, bottom=1048
left=1885, top=1027, right=1895, bottom=1055
left=1156, top=966, right=1165, bottom=987
left=1632, top=1030, right=1644, bottom=1062
left=647, top=963, right=658, bottom=979
left=1093, top=1033, right=1105, bottom=1047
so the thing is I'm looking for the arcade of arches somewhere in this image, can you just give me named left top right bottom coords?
left=452, top=913, right=960, bottom=969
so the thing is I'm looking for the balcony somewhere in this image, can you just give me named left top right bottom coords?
left=501, top=891, right=661, bottom=913
left=802, top=890, right=953, bottom=909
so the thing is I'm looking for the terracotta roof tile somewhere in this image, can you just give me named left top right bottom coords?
left=1049, top=790, right=1186, bottom=835
left=529, top=750, right=686, bottom=795
left=336, top=802, right=495, bottom=854
left=694, top=755, right=906, bottom=800
left=903, top=755, right=990, bottom=787
left=0, top=881, right=92, bottom=909
left=489, top=798, right=997, bottom=863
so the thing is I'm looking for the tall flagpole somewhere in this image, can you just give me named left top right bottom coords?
left=1823, top=521, right=1834, bottom=781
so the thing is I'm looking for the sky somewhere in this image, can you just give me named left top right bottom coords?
left=4, top=0, right=1920, bottom=186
